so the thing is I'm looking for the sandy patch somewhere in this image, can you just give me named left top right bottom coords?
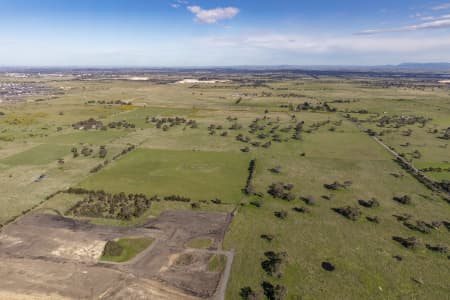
left=0, top=291, right=69, bottom=300
left=175, top=79, right=230, bottom=84
left=51, top=239, right=106, bottom=262
left=0, top=234, right=23, bottom=247
left=127, top=77, right=150, bottom=81
left=438, top=80, right=450, bottom=84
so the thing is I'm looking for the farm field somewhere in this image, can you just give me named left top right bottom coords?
left=0, top=70, right=449, bottom=299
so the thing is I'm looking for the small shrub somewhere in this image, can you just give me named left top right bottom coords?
left=301, top=196, right=316, bottom=206
left=323, top=181, right=349, bottom=190
left=333, top=206, right=362, bottom=221
left=403, top=221, right=431, bottom=234
left=425, top=244, right=448, bottom=254
left=321, top=261, right=335, bottom=271
left=261, top=282, right=286, bottom=300
left=358, top=198, right=380, bottom=208
left=366, top=216, right=380, bottom=223
left=392, top=236, right=420, bottom=249
left=274, top=210, right=288, bottom=219
left=250, top=200, right=263, bottom=208
left=239, top=287, right=260, bottom=300
left=292, top=207, right=310, bottom=213
left=261, top=234, right=274, bottom=242
left=393, top=195, right=411, bottom=205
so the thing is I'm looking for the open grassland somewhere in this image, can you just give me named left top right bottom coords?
left=100, top=237, right=154, bottom=263
left=78, top=148, right=249, bottom=202
left=0, top=73, right=449, bottom=299
left=1, top=143, right=71, bottom=166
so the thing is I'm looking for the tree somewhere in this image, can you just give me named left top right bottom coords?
left=99, top=145, right=107, bottom=158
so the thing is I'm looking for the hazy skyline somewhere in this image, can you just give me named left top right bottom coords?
left=2, top=0, right=450, bottom=66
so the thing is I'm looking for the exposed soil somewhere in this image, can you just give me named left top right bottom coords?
left=0, top=210, right=232, bottom=299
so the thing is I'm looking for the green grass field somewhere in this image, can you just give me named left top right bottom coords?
left=78, top=148, right=249, bottom=202
left=1, top=144, right=71, bottom=166
left=186, top=238, right=213, bottom=249
left=208, top=254, right=227, bottom=272
left=100, top=237, right=154, bottom=262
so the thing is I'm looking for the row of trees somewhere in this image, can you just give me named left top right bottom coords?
left=107, top=120, right=135, bottom=129
left=147, top=116, right=198, bottom=130
left=244, top=159, right=257, bottom=195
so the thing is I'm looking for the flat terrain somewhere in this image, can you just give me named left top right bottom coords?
left=0, top=70, right=449, bottom=299
left=79, top=148, right=249, bottom=202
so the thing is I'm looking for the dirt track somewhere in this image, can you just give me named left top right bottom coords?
left=0, top=210, right=233, bottom=299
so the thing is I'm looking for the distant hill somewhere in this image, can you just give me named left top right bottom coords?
left=395, top=63, right=450, bottom=71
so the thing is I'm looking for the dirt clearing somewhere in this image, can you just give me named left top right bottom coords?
left=0, top=210, right=233, bottom=299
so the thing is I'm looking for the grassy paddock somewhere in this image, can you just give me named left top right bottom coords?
left=78, top=148, right=249, bottom=203
left=100, top=237, right=154, bottom=262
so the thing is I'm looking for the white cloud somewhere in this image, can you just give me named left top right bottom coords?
left=197, top=33, right=450, bottom=55
left=170, top=0, right=188, bottom=9
left=187, top=6, right=239, bottom=24
left=356, top=19, right=450, bottom=34
left=432, top=3, right=450, bottom=10
left=419, top=13, right=450, bottom=21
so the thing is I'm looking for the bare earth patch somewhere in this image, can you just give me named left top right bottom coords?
left=0, top=210, right=233, bottom=299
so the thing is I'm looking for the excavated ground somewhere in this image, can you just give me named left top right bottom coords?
left=0, top=210, right=232, bottom=299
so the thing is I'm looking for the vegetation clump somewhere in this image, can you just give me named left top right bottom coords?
left=274, top=210, right=288, bottom=219
left=146, top=116, right=197, bottom=130
left=107, top=120, right=135, bottom=129
left=321, top=261, right=335, bottom=271
left=268, top=183, right=295, bottom=201
left=241, top=146, right=250, bottom=153
left=366, top=216, right=380, bottom=223
left=269, top=166, right=281, bottom=174
left=393, top=195, right=411, bottom=205
left=261, top=251, right=287, bottom=277
left=392, top=236, right=420, bottom=249
left=300, top=196, right=316, bottom=206
left=81, top=146, right=93, bottom=157
left=393, top=213, right=412, bottom=222
left=324, top=181, right=351, bottom=190
left=439, top=127, right=450, bottom=140
left=261, top=281, right=287, bottom=300
left=72, top=118, right=105, bottom=130
left=101, top=238, right=153, bottom=262
left=102, top=240, right=123, bottom=257
left=358, top=198, right=380, bottom=208
left=333, top=206, right=362, bottom=221
left=403, top=220, right=432, bottom=234
left=250, top=200, right=263, bottom=208
left=163, top=195, right=191, bottom=202
left=66, top=190, right=154, bottom=220
left=375, top=114, right=430, bottom=128
left=425, top=244, right=448, bottom=254
left=98, top=145, right=108, bottom=158
left=292, top=206, right=310, bottom=213
left=261, top=234, right=275, bottom=242
left=239, top=287, right=261, bottom=300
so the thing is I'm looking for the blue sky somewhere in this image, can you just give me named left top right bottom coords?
left=1, top=0, right=450, bottom=66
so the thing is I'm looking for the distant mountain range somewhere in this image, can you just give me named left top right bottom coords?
left=393, top=63, right=450, bottom=71
left=1, top=63, right=450, bottom=73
